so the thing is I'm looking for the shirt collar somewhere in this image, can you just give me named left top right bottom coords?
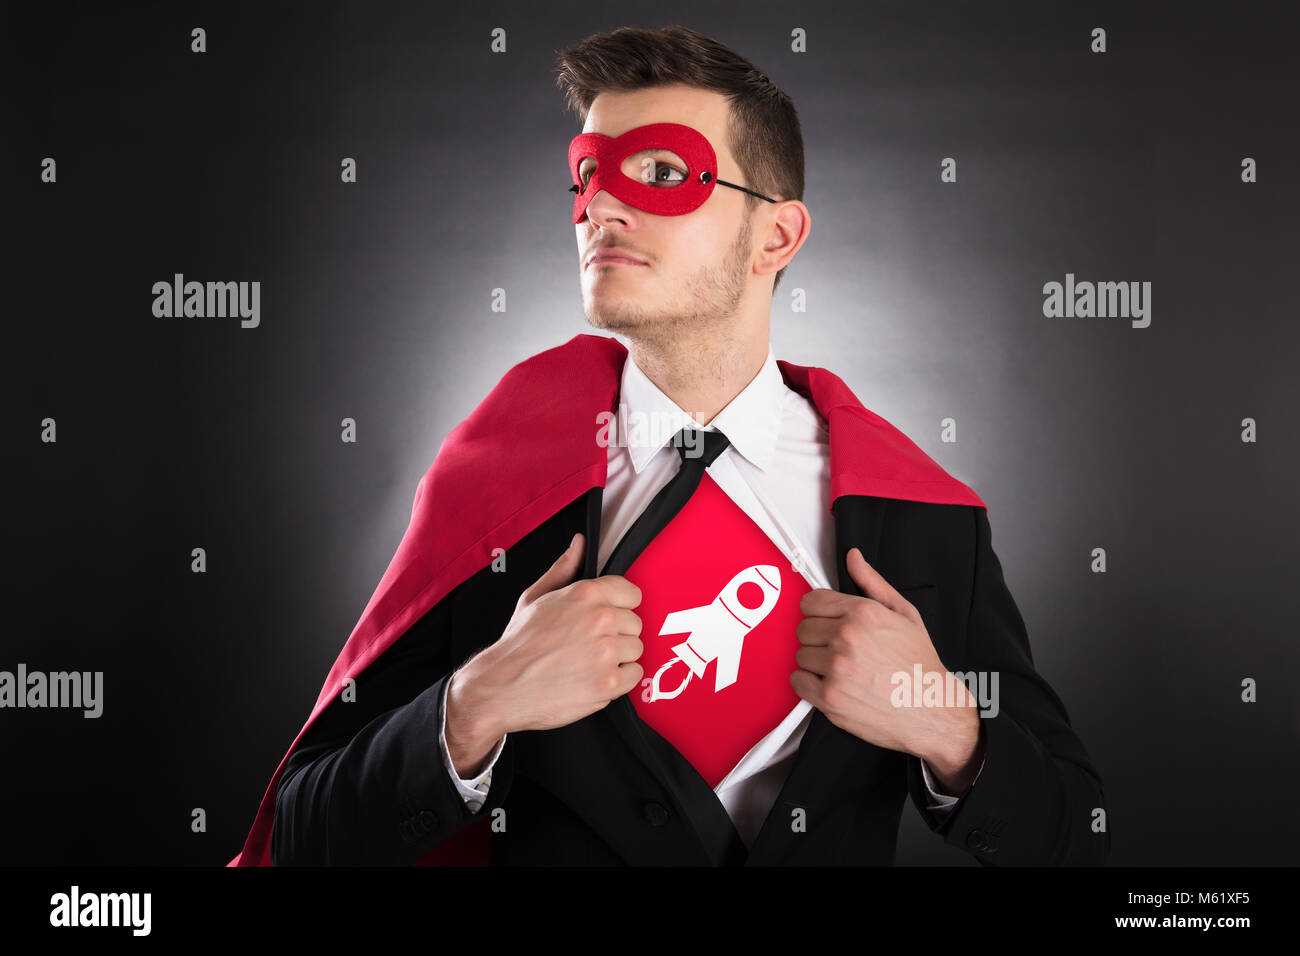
left=617, top=342, right=786, bottom=474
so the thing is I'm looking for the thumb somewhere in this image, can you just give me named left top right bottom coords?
left=519, top=532, right=585, bottom=606
left=846, top=547, right=907, bottom=617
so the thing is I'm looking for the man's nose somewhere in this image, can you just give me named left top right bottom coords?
left=584, top=187, right=636, bottom=225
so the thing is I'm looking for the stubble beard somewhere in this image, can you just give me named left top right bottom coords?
left=582, top=214, right=753, bottom=355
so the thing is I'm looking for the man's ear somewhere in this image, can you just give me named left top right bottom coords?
left=755, top=200, right=811, bottom=279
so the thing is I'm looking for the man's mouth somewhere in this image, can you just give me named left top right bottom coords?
left=587, top=251, right=648, bottom=269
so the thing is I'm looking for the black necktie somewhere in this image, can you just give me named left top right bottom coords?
left=600, top=425, right=731, bottom=577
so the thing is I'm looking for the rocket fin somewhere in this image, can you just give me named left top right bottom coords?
left=659, top=604, right=712, bottom=636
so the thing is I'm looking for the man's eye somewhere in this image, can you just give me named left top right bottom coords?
left=637, top=156, right=686, bottom=186
left=650, top=162, right=686, bottom=186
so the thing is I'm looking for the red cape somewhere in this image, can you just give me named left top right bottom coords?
left=229, top=333, right=985, bottom=866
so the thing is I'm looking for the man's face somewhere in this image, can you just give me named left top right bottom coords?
left=575, top=84, right=756, bottom=342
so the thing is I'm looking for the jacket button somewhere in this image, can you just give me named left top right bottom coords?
left=418, top=810, right=438, bottom=831
left=966, top=829, right=990, bottom=852
left=643, top=801, right=670, bottom=826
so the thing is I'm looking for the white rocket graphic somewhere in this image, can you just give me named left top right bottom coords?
left=642, top=564, right=782, bottom=703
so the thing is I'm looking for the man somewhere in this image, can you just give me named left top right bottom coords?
left=230, top=25, right=1108, bottom=866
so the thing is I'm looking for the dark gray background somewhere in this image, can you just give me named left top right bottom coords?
left=7, top=0, right=1298, bottom=865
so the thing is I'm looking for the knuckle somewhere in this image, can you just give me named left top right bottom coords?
left=613, top=574, right=644, bottom=598
left=827, top=653, right=852, bottom=680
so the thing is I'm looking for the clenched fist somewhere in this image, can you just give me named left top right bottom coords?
left=444, top=533, right=643, bottom=775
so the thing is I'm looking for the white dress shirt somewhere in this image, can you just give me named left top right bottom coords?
left=437, top=342, right=982, bottom=847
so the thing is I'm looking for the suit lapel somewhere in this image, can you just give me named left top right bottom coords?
left=744, top=493, right=895, bottom=865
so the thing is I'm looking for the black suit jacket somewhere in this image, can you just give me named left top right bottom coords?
left=270, top=485, right=1109, bottom=866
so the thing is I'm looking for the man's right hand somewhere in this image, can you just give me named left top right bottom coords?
left=444, top=532, right=644, bottom=776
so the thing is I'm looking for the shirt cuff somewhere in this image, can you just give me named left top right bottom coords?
left=920, top=753, right=986, bottom=812
left=438, top=678, right=506, bottom=813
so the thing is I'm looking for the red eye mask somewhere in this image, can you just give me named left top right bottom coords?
left=569, top=122, right=782, bottom=224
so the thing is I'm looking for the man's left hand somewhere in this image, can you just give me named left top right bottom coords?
left=791, top=547, right=985, bottom=795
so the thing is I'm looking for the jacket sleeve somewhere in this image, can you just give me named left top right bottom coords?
left=906, top=505, right=1111, bottom=866
left=270, top=576, right=515, bottom=865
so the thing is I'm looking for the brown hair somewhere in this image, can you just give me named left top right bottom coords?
left=554, top=25, right=805, bottom=293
